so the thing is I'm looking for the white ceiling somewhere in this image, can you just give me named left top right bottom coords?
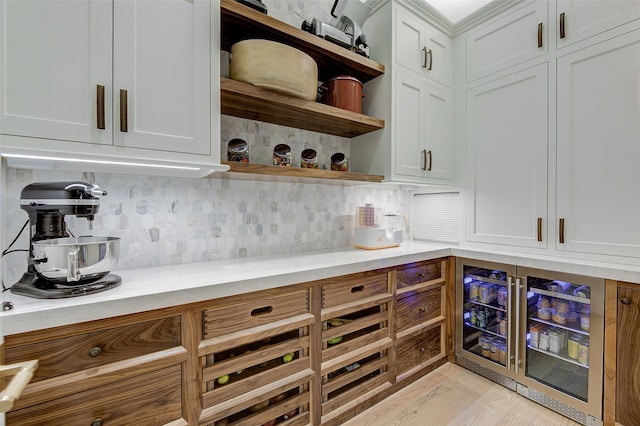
left=425, top=0, right=495, bottom=23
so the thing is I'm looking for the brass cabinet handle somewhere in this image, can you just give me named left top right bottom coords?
left=559, top=218, right=565, bottom=244
left=537, top=217, right=543, bottom=242
left=422, top=47, right=427, bottom=68
left=422, top=149, right=427, bottom=170
left=538, top=22, right=543, bottom=48
left=119, top=89, right=128, bottom=132
left=426, top=150, right=433, bottom=171
left=96, top=85, right=105, bottom=130
left=427, top=48, right=433, bottom=71
left=88, top=346, right=103, bottom=358
left=620, top=297, right=632, bottom=305
left=559, top=12, right=566, bottom=39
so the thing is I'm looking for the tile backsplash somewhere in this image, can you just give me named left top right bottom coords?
left=1, top=166, right=410, bottom=284
left=1, top=0, right=409, bottom=285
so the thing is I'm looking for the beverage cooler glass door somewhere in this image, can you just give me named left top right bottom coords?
left=518, top=269, right=604, bottom=419
left=457, top=261, right=516, bottom=375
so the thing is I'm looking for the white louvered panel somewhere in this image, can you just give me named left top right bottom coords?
left=413, top=192, right=460, bottom=243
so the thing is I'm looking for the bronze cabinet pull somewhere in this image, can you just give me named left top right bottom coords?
left=427, top=150, right=433, bottom=171
left=96, top=85, right=105, bottom=129
left=620, top=297, right=632, bottom=305
left=537, top=217, right=543, bottom=242
left=119, top=89, right=128, bottom=132
left=538, top=22, right=543, bottom=48
left=559, top=218, right=565, bottom=244
left=427, top=48, right=433, bottom=71
left=422, top=149, right=427, bottom=170
left=422, top=47, right=428, bottom=68
left=560, top=12, right=566, bottom=39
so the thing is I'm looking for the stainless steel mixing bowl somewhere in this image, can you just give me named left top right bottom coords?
left=32, top=236, right=120, bottom=284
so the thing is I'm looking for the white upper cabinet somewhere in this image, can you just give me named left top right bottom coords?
left=351, top=1, right=454, bottom=185
left=556, top=0, right=640, bottom=49
left=395, top=70, right=452, bottom=182
left=465, top=64, right=548, bottom=248
left=556, top=29, right=640, bottom=257
left=113, top=0, right=212, bottom=155
left=396, top=7, right=451, bottom=87
left=466, top=1, right=548, bottom=82
left=0, top=0, right=222, bottom=175
left=0, top=0, right=113, bottom=145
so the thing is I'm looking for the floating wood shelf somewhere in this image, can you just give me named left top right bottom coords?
left=220, top=161, right=384, bottom=184
left=221, top=78, right=384, bottom=138
left=221, top=0, right=385, bottom=84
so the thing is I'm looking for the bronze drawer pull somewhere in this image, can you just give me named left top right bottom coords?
left=560, top=12, right=566, bottom=39
left=96, top=85, right=105, bottom=130
left=418, top=307, right=426, bottom=313
left=559, top=218, right=565, bottom=244
left=419, top=347, right=426, bottom=353
left=422, top=149, right=427, bottom=170
left=621, top=298, right=631, bottom=305
left=537, top=217, right=543, bottom=242
left=426, top=150, right=432, bottom=171
left=119, top=89, right=128, bottom=132
left=91, top=418, right=104, bottom=426
left=422, top=46, right=428, bottom=68
left=538, top=22, right=543, bottom=48
left=351, top=285, right=364, bottom=293
left=88, top=347, right=103, bottom=358
left=427, top=48, right=433, bottom=71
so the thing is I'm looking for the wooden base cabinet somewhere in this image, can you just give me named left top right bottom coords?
left=4, top=312, right=189, bottom=425
left=3, top=257, right=453, bottom=425
left=604, top=280, right=640, bottom=426
left=198, top=289, right=314, bottom=426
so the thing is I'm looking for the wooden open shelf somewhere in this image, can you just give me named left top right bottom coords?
left=221, top=0, right=385, bottom=84
left=220, top=161, right=384, bottom=184
left=221, top=78, right=384, bottom=138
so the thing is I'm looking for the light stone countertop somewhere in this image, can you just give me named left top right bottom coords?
left=3, top=241, right=640, bottom=336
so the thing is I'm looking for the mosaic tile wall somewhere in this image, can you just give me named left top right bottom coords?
left=1, top=166, right=411, bottom=283
left=1, top=0, right=411, bottom=284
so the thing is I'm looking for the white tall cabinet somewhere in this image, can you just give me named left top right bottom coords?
left=556, top=28, right=640, bottom=258
left=465, top=64, right=548, bottom=248
left=461, top=0, right=640, bottom=262
left=0, top=0, right=223, bottom=174
left=351, top=0, right=453, bottom=185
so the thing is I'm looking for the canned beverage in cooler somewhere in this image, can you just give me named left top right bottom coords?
left=529, top=324, right=540, bottom=348
left=578, top=339, right=589, bottom=366
left=568, top=334, right=580, bottom=359
left=539, top=330, right=550, bottom=351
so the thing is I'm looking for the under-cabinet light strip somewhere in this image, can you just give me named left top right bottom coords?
left=1, top=153, right=202, bottom=171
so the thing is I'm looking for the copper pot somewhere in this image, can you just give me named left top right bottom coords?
left=322, top=76, right=364, bottom=113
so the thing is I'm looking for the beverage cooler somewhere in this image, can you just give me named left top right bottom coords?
left=455, top=258, right=604, bottom=426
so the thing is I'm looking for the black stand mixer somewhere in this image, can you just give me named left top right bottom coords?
left=10, top=182, right=122, bottom=299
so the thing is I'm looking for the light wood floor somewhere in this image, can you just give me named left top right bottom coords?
left=342, top=363, right=581, bottom=426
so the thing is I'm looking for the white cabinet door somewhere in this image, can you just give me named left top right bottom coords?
left=395, top=7, right=451, bottom=87
left=556, top=0, right=640, bottom=49
left=394, top=71, right=451, bottom=182
left=465, top=64, right=548, bottom=248
left=466, top=1, right=547, bottom=82
left=113, top=0, right=211, bottom=155
left=0, top=0, right=112, bottom=145
left=556, top=29, right=640, bottom=257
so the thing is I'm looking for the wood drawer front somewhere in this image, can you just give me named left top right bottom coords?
left=396, top=287, right=443, bottom=332
left=5, top=316, right=181, bottom=382
left=396, top=260, right=444, bottom=290
left=7, top=365, right=183, bottom=426
left=322, top=271, right=389, bottom=308
left=203, top=289, right=310, bottom=339
left=395, top=326, right=443, bottom=376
